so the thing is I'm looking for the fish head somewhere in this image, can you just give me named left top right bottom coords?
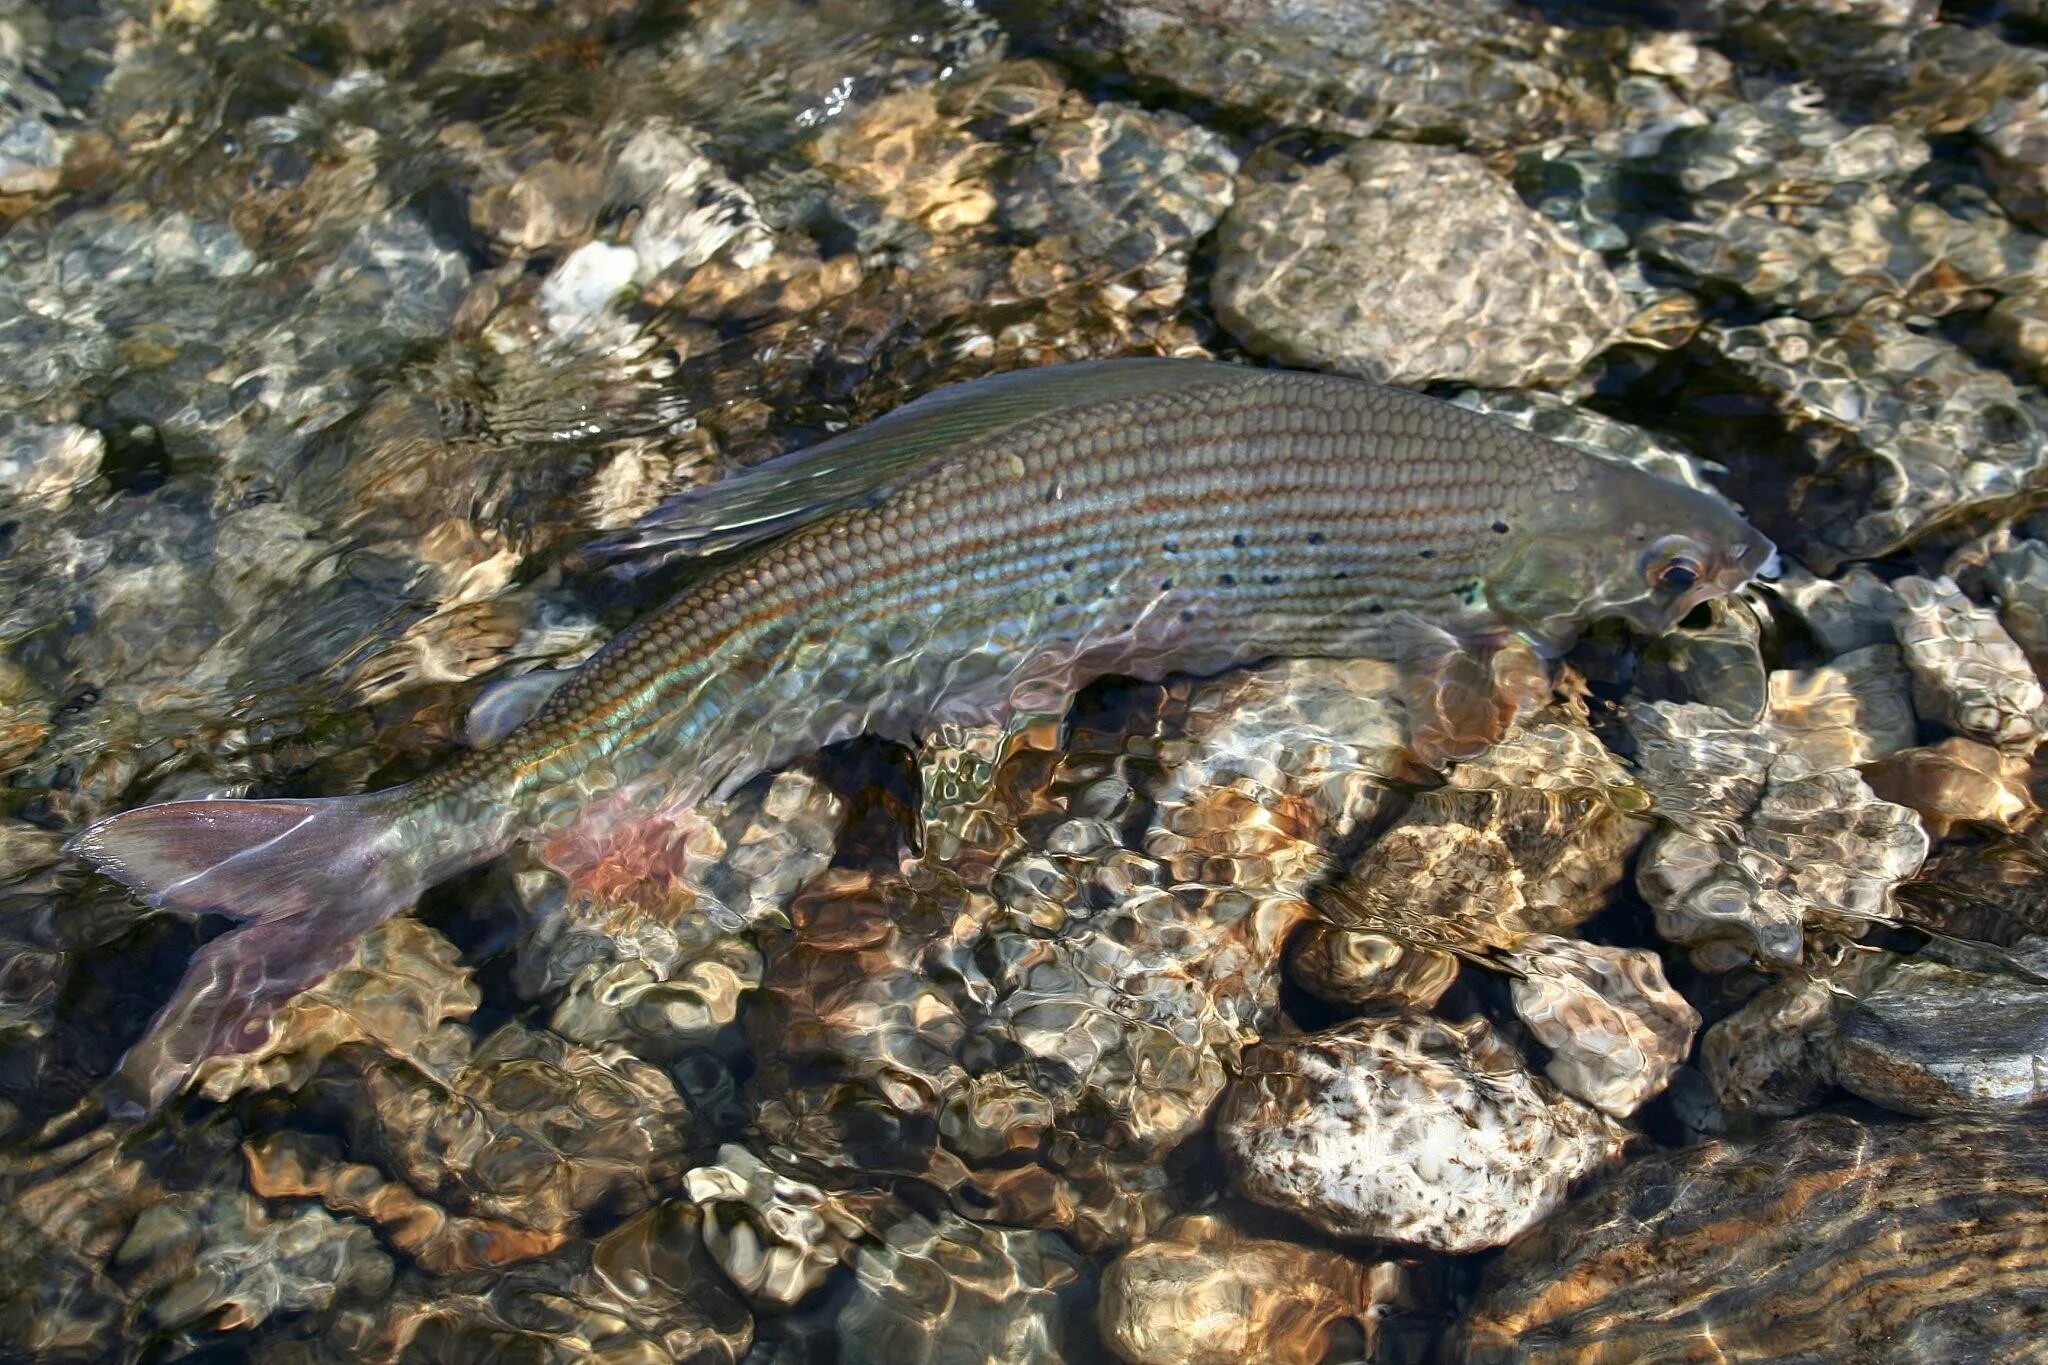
left=1482, top=465, right=1777, bottom=656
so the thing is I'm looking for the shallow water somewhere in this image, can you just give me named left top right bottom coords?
left=6, top=0, right=2048, bottom=1360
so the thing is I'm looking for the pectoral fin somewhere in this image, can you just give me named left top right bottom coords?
left=464, top=667, right=572, bottom=748
left=1390, top=615, right=1547, bottom=770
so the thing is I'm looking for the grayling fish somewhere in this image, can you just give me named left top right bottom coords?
left=70, top=358, right=1775, bottom=1114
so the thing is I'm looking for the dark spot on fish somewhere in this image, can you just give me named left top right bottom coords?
left=1219, top=572, right=1236, bottom=586
left=1457, top=582, right=1484, bottom=605
left=1308, top=531, right=1325, bottom=545
left=1180, top=608, right=1196, bottom=623
left=1063, top=559, right=1077, bottom=573
left=1162, top=538, right=1179, bottom=553
left=1053, top=592, right=1069, bottom=606
left=1159, top=577, right=1175, bottom=591
left=1332, top=570, right=1351, bottom=581
left=1367, top=604, right=1384, bottom=615
left=1419, top=548, right=1435, bottom=559
left=1491, top=521, right=1509, bottom=534
left=1260, top=573, right=1280, bottom=585
left=1232, top=533, right=1248, bottom=548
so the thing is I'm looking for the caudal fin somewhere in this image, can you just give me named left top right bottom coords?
left=66, top=793, right=423, bottom=1116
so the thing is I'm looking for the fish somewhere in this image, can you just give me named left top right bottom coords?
left=67, top=357, right=1776, bottom=1115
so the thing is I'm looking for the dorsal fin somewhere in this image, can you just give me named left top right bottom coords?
left=580, top=358, right=1259, bottom=576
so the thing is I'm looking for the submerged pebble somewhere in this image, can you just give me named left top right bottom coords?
left=1097, top=1212, right=1403, bottom=1365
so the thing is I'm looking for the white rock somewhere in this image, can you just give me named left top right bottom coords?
left=1218, top=1013, right=1624, bottom=1253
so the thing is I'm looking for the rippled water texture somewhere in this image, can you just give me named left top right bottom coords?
left=7, top=0, right=2048, bottom=1360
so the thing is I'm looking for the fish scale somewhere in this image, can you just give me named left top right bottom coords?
left=411, top=369, right=1571, bottom=841
left=70, top=357, right=1773, bottom=1115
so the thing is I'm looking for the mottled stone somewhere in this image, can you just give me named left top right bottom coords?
left=1320, top=715, right=1648, bottom=952
left=1639, top=183, right=2048, bottom=321
left=1504, top=935, right=1699, bottom=1118
left=0, top=417, right=101, bottom=510
left=470, top=157, right=603, bottom=256
left=804, top=87, right=998, bottom=256
left=518, top=768, right=843, bottom=1054
left=1457, top=1113, right=2048, bottom=1363
left=1892, top=574, right=2045, bottom=749
left=1771, top=563, right=1901, bottom=655
left=1651, top=85, right=1929, bottom=207
left=1448, top=388, right=1716, bottom=491
left=1633, top=702, right=1928, bottom=966
left=1706, top=316, right=2048, bottom=570
left=998, top=100, right=1239, bottom=271
left=145, top=1191, right=392, bottom=1333
left=1987, top=536, right=2048, bottom=667
left=1983, top=285, right=2048, bottom=382
left=1098, top=1213, right=1403, bottom=1365
left=341, top=1022, right=695, bottom=1235
left=1215, top=141, right=1629, bottom=389
left=1974, top=72, right=2048, bottom=234
left=1863, top=738, right=2034, bottom=837
left=836, top=1212, right=1097, bottom=1365
left=243, top=1132, right=564, bottom=1276
left=1701, top=972, right=1847, bottom=1119
left=388, top=1201, right=753, bottom=1362
left=1765, top=644, right=1917, bottom=771
left=1634, top=594, right=1769, bottom=721
left=1020, top=0, right=1623, bottom=150
left=1833, top=957, right=2048, bottom=1116
left=683, top=1144, right=866, bottom=1309
left=190, top=917, right=477, bottom=1105
left=1706, top=0, right=1939, bottom=84
left=1288, top=925, right=1458, bottom=1009
left=608, top=119, right=771, bottom=286
left=1218, top=1014, right=1625, bottom=1253
left=755, top=660, right=1409, bottom=1250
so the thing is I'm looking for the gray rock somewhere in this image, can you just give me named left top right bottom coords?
left=608, top=119, right=771, bottom=285
left=1458, top=1112, right=2048, bottom=1364
left=1215, top=141, right=1629, bottom=389
left=1834, top=958, right=2048, bottom=1116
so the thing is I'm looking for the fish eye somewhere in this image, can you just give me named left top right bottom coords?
left=1642, top=536, right=1706, bottom=595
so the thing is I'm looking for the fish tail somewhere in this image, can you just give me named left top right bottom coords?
left=67, top=793, right=413, bottom=923
left=66, top=791, right=430, bottom=1116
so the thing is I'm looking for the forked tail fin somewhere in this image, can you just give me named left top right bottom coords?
left=66, top=792, right=426, bottom=1117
